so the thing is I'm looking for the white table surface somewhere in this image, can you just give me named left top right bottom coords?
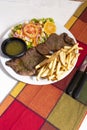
left=0, top=0, right=87, bottom=129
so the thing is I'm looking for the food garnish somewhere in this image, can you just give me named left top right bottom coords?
left=44, top=21, right=56, bottom=35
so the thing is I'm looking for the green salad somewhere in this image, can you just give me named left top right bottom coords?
left=9, top=18, right=56, bottom=48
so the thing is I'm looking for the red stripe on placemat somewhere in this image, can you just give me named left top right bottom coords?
left=70, top=19, right=87, bottom=44
left=76, top=40, right=87, bottom=67
left=0, top=100, right=25, bottom=130
left=79, top=7, right=87, bottom=23
left=0, top=100, right=44, bottom=130
left=10, top=108, right=44, bottom=130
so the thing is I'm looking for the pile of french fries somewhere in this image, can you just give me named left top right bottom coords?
left=35, top=43, right=82, bottom=81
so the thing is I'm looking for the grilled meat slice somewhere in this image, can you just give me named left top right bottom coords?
left=36, top=33, right=75, bottom=55
left=6, top=47, right=45, bottom=76
left=63, top=33, right=75, bottom=45
left=36, top=33, right=58, bottom=55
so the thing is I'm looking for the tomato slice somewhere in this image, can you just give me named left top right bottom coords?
left=23, top=23, right=38, bottom=38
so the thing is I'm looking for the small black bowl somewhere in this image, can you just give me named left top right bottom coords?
left=1, top=37, right=27, bottom=58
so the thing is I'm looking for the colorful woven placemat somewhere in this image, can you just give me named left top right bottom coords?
left=0, top=2, right=87, bottom=130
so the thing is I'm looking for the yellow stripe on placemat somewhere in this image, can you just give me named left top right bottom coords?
left=74, top=1, right=87, bottom=17
left=0, top=95, right=14, bottom=116
left=10, top=82, right=26, bottom=98
left=64, top=16, right=77, bottom=29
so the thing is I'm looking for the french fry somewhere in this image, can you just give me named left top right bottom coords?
left=71, top=53, right=80, bottom=65
left=64, top=46, right=71, bottom=49
left=67, top=53, right=72, bottom=69
left=67, top=44, right=78, bottom=54
left=45, top=55, right=51, bottom=58
left=56, top=61, right=61, bottom=76
left=50, top=58, right=57, bottom=76
left=48, top=74, right=55, bottom=80
left=56, top=70, right=64, bottom=80
left=48, top=60, right=53, bottom=69
left=35, top=58, right=49, bottom=69
left=36, top=66, right=45, bottom=80
left=35, top=43, right=82, bottom=81
left=40, top=67, right=49, bottom=77
left=59, top=51, right=66, bottom=66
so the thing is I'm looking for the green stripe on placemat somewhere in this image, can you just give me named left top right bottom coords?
left=47, top=93, right=87, bottom=130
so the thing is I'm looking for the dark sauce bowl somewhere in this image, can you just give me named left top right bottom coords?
left=1, top=37, right=27, bottom=58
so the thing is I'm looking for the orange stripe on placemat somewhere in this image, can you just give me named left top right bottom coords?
left=0, top=95, right=14, bottom=116
left=28, top=85, right=63, bottom=118
left=17, top=84, right=63, bottom=118
left=17, top=84, right=42, bottom=105
left=70, top=19, right=87, bottom=44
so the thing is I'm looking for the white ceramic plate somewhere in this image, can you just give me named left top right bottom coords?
left=0, top=20, right=77, bottom=85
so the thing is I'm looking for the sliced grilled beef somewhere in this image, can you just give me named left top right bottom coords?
left=63, top=33, right=75, bottom=45
left=36, top=42, right=50, bottom=55
left=36, top=33, right=75, bottom=55
left=6, top=47, right=45, bottom=76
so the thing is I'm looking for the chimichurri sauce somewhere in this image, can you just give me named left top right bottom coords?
left=5, top=41, right=24, bottom=55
